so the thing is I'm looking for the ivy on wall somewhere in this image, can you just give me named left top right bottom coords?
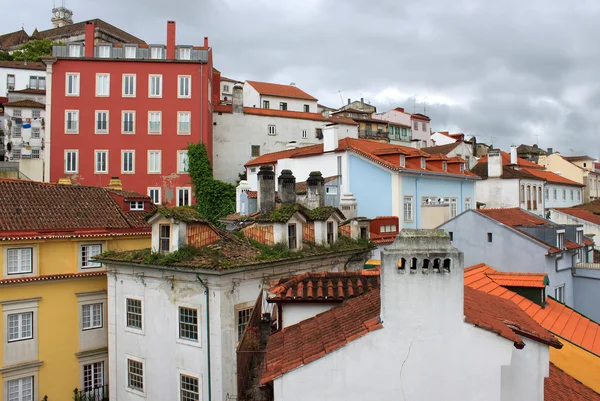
left=187, top=142, right=236, bottom=222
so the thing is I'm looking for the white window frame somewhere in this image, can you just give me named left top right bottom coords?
left=31, top=109, right=41, bottom=119
left=178, top=47, right=191, bottom=60
left=65, top=110, right=79, bottom=134
left=177, top=112, right=191, bottom=135
left=122, top=150, right=135, bottom=174
left=98, top=45, right=111, bottom=58
left=80, top=243, right=103, bottom=269
left=7, top=312, right=33, bottom=342
left=400, top=155, right=406, bottom=167
left=179, top=372, right=201, bottom=401
left=122, top=111, right=136, bottom=134
left=5, top=375, right=35, bottom=401
left=65, top=150, right=79, bottom=174
left=122, top=74, right=136, bottom=97
left=148, top=74, right=163, bottom=98
left=69, top=44, right=82, bottom=57
left=82, top=303, right=103, bottom=330
left=178, top=75, right=191, bottom=98
left=125, top=297, right=144, bottom=334
left=554, top=285, right=565, bottom=303
left=420, top=157, right=426, bottom=169
left=148, top=150, right=161, bottom=174
left=236, top=303, right=254, bottom=342
left=268, top=125, right=276, bottom=135
left=557, top=230, right=565, bottom=249
left=450, top=198, right=458, bottom=218
left=178, top=150, right=189, bottom=173
left=6, top=247, right=33, bottom=275
left=95, top=110, right=109, bottom=134
left=176, top=304, right=201, bottom=347
left=150, top=47, right=163, bottom=60
left=148, top=187, right=161, bottom=205
left=94, top=150, right=108, bottom=174
left=464, top=197, right=472, bottom=211
left=130, top=201, right=144, bottom=211
left=403, top=196, right=414, bottom=222
left=95, top=73, right=110, bottom=97
left=302, top=129, right=307, bottom=139
left=176, top=187, right=192, bottom=207
left=148, top=111, right=162, bottom=134
left=82, top=361, right=105, bottom=394
left=66, top=72, right=80, bottom=96
left=126, top=355, right=145, bottom=396
left=124, top=46, right=137, bottom=59
left=31, top=149, right=40, bottom=159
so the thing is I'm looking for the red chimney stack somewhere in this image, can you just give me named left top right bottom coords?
left=166, top=21, right=176, bottom=60
left=85, top=21, right=95, bottom=58
left=204, top=37, right=209, bottom=48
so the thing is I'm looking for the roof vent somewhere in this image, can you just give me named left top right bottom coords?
left=57, top=177, right=72, bottom=185
left=290, top=82, right=296, bottom=86
left=107, top=176, right=123, bottom=191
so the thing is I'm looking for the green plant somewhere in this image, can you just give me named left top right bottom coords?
left=187, top=142, right=236, bottom=222
left=12, top=39, right=64, bottom=62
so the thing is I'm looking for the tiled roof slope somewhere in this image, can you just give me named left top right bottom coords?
left=518, top=144, right=547, bottom=156
left=268, top=271, right=380, bottom=301
left=553, top=207, right=600, bottom=226
left=520, top=168, right=584, bottom=187
left=262, top=273, right=560, bottom=384
left=546, top=363, right=600, bottom=401
left=471, top=162, right=542, bottom=180
left=562, top=199, right=600, bottom=216
left=10, top=88, right=46, bottom=95
left=487, top=272, right=548, bottom=288
left=422, top=142, right=461, bottom=156
left=465, top=263, right=600, bottom=357
left=213, top=104, right=356, bottom=125
left=0, top=60, right=45, bottom=70
left=37, top=19, right=145, bottom=44
left=477, top=207, right=551, bottom=228
left=3, top=100, right=45, bottom=109
left=246, top=81, right=317, bottom=101
left=0, top=179, right=150, bottom=234
left=478, top=150, right=543, bottom=169
left=0, top=29, right=30, bottom=50
left=564, top=156, right=595, bottom=162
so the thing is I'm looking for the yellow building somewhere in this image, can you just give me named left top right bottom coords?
left=538, top=153, right=600, bottom=202
left=0, top=179, right=152, bottom=401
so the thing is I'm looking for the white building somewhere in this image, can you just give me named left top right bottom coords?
left=2, top=89, right=46, bottom=180
left=374, top=107, right=433, bottom=147
left=258, top=229, right=561, bottom=401
left=431, top=131, right=465, bottom=146
left=550, top=207, right=600, bottom=248
left=243, top=81, right=318, bottom=113
left=219, top=75, right=238, bottom=102
left=101, top=207, right=370, bottom=401
left=423, top=141, right=477, bottom=169
left=0, top=61, right=46, bottom=98
left=213, top=84, right=358, bottom=183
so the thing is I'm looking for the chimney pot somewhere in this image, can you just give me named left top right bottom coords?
left=510, top=145, right=518, bottom=165
left=107, top=176, right=123, bottom=191
left=487, top=149, right=502, bottom=178
left=348, top=98, right=351, bottom=105
left=257, top=166, right=276, bottom=215
left=361, top=97, right=364, bottom=104
left=278, top=170, right=296, bottom=205
left=166, top=21, right=176, bottom=60
left=306, top=171, right=325, bottom=209
left=547, top=148, right=553, bottom=155
left=204, top=36, right=208, bottom=48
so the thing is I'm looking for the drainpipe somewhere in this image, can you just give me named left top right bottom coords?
left=554, top=252, right=569, bottom=272
left=196, top=274, right=212, bottom=401
left=415, top=174, right=421, bottom=228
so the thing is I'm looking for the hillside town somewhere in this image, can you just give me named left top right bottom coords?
left=0, top=4, right=599, bottom=401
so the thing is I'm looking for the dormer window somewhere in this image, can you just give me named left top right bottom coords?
left=178, top=47, right=191, bottom=60
left=460, top=163, right=465, bottom=173
left=130, top=201, right=144, bottom=211
left=400, top=155, right=405, bottom=167
left=557, top=231, right=565, bottom=250
left=421, top=157, right=426, bottom=169
left=442, top=161, right=447, bottom=171
left=150, top=47, right=163, bottom=59
left=68, top=44, right=82, bottom=57
left=159, top=225, right=171, bottom=253
left=288, top=224, right=297, bottom=249
left=98, top=45, right=111, bottom=58
left=124, top=46, right=137, bottom=59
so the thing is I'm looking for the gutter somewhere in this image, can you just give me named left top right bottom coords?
left=196, top=275, right=212, bottom=401
left=572, top=270, right=600, bottom=281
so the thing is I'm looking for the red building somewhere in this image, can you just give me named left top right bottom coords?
left=44, top=20, right=217, bottom=206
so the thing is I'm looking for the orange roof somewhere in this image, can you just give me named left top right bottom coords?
left=246, top=80, right=317, bottom=101
left=520, top=168, right=585, bottom=187
left=477, top=207, right=551, bottom=227
left=3, top=99, right=45, bottom=109
left=545, top=363, right=600, bottom=401
left=487, top=272, right=548, bottom=288
left=553, top=208, right=600, bottom=226
left=214, top=104, right=356, bottom=125
left=478, top=150, right=543, bottom=169
left=465, top=263, right=600, bottom=357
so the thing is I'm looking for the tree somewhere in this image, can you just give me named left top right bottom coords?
left=0, top=51, right=12, bottom=61
left=12, top=39, right=63, bottom=62
left=187, top=142, right=236, bottom=222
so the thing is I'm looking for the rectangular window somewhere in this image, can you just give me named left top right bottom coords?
left=288, top=224, right=297, bottom=249
left=403, top=196, right=414, bottom=222
left=237, top=307, right=253, bottom=341
left=31, top=150, right=40, bottom=159
left=124, top=46, right=137, bottom=59
left=327, top=221, right=334, bottom=244
left=422, top=122, right=427, bottom=131
left=148, top=150, right=161, bottom=173
left=82, top=303, right=103, bottom=330
left=159, top=225, right=170, bottom=252
left=83, top=361, right=104, bottom=392
left=545, top=188, right=549, bottom=200
left=178, top=151, right=189, bottom=173
left=557, top=232, right=565, bottom=249
left=130, top=201, right=144, bottom=211
left=177, top=188, right=191, bottom=207
left=464, top=197, right=472, bottom=211
left=95, top=151, right=108, bottom=174
left=122, top=151, right=135, bottom=173
left=263, top=100, right=270, bottom=109
left=96, top=111, right=108, bottom=133
left=65, top=150, right=78, bottom=173
left=7, top=312, right=33, bottom=341
left=148, top=188, right=161, bottom=205
left=96, top=74, right=110, bottom=96
left=7, top=74, right=15, bottom=90
left=553, top=189, right=557, bottom=200
left=325, top=186, right=337, bottom=195
left=178, top=47, right=191, bottom=60
left=149, top=75, right=162, bottom=97
left=487, top=233, right=493, bottom=243
left=268, top=125, right=276, bottom=135
left=32, top=110, right=41, bottom=119
left=127, top=359, right=144, bottom=391
left=554, top=285, right=565, bottom=303
left=38, top=77, right=46, bottom=90
left=69, top=44, right=82, bottom=57
left=148, top=112, right=162, bottom=134
left=13, top=126, right=21, bottom=137
left=302, top=129, right=307, bottom=139
left=126, top=298, right=143, bottom=329
left=303, top=104, right=310, bottom=112
left=150, top=47, right=163, bottom=59
left=122, top=74, right=136, bottom=97
left=577, top=190, right=581, bottom=201
left=179, top=307, right=198, bottom=341
left=251, top=145, right=260, bottom=157
left=66, top=73, right=80, bottom=95
left=7, top=376, right=33, bottom=401
left=563, top=189, right=567, bottom=200
left=442, top=161, right=447, bottom=171
left=178, top=112, right=191, bottom=134
left=450, top=198, right=458, bottom=218
left=122, top=112, right=135, bottom=134
left=29, top=76, right=38, bottom=89
left=178, top=76, right=191, bottom=98
left=413, top=120, right=418, bottom=130
left=449, top=232, right=454, bottom=241
left=223, top=84, right=230, bottom=93
left=279, top=102, right=288, bottom=111
left=13, top=109, right=21, bottom=117
left=66, top=110, right=79, bottom=133
left=571, top=190, right=574, bottom=201
left=81, top=244, right=102, bottom=268
left=12, top=149, right=21, bottom=159
left=98, top=45, right=111, bottom=58
left=180, top=374, right=200, bottom=401
left=420, top=158, right=426, bottom=169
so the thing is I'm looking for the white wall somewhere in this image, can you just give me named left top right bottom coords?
left=447, top=142, right=476, bottom=169
left=550, top=210, right=600, bottom=247
left=0, top=66, right=46, bottom=98
left=545, top=184, right=583, bottom=208
left=375, top=109, right=412, bottom=127
left=220, top=79, right=235, bottom=101
left=3, top=105, right=46, bottom=180
left=242, top=83, right=318, bottom=112
left=282, top=303, right=334, bottom=328
left=501, top=341, right=549, bottom=401
left=475, top=178, right=520, bottom=209
left=431, top=132, right=456, bottom=146
left=411, top=119, right=432, bottom=147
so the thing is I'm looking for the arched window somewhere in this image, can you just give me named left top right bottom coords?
left=399, top=258, right=406, bottom=273
left=422, top=259, right=430, bottom=273
left=433, top=258, right=441, bottom=273
left=443, top=259, right=451, bottom=273
left=410, top=257, right=418, bottom=273
left=526, top=185, right=531, bottom=210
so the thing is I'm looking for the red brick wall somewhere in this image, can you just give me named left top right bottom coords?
left=186, top=223, right=220, bottom=247
left=339, top=223, right=351, bottom=238
left=303, top=222, right=315, bottom=243
left=242, top=224, right=274, bottom=246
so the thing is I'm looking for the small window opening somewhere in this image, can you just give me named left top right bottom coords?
left=487, top=233, right=493, bottom=243
left=422, top=259, right=430, bottom=273
left=443, top=259, right=451, bottom=273
left=399, top=258, right=406, bottom=273
left=433, top=258, right=441, bottom=273
left=410, top=257, right=418, bottom=273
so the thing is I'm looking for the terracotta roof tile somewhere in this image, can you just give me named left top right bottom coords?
left=520, top=168, right=584, bottom=187
left=554, top=208, right=600, bottom=226
left=3, top=100, right=45, bottom=109
left=0, top=30, right=30, bottom=50
left=487, top=272, right=548, bottom=288
left=214, top=104, right=356, bottom=125
left=564, top=156, right=595, bottom=162
left=422, top=142, right=461, bottom=156
left=471, top=162, right=543, bottom=180
left=477, top=207, right=551, bottom=227
left=9, top=88, right=46, bottom=95
left=37, top=18, right=145, bottom=44
left=478, top=150, right=543, bottom=169
left=246, top=81, right=317, bottom=101
left=0, top=60, right=46, bottom=70
left=545, top=363, right=600, bottom=401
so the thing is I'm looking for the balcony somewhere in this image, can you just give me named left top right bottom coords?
left=73, top=385, right=108, bottom=401
left=358, top=130, right=389, bottom=140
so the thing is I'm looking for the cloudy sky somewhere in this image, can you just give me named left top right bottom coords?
left=8, top=0, right=600, bottom=156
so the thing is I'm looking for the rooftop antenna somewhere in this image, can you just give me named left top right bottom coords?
left=423, top=96, right=428, bottom=115
left=413, top=97, right=416, bottom=114
left=333, top=89, right=346, bottom=107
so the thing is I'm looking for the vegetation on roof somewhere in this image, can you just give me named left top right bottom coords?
left=306, top=206, right=340, bottom=221
left=149, top=206, right=208, bottom=223
left=255, top=204, right=307, bottom=223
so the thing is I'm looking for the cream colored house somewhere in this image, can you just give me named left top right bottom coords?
left=538, top=153, right=600, bottom=202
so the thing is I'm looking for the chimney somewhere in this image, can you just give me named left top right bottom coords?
left=204, top=36, right=209, bottom=48
left=487, top=149, right=502, bottom=178
left=360, top=97, right=364, bottom=104
left=339, top=193, right=358, bottom=220
left=547, top=148, right=553, bottom=155
left=380, top=229, right=464, bottom=332
left=278, top=170, right=296, bottom=205
left=306, top=171, right=325, bottom=209
left=232, top=83, right=244, bottom=114
left=323, top=125, right=339, bottom=153
left=166, top=21, right=176, bottom=60
left=84, top=21, right=95, bottom=58
left=510, top=145, right=518, bottom=165
left=236, top=180, right=251, bottom=215
left=107, top=176, right=123, bottom=191
left=257, top=166, right=276, bottom=215
left=533, top=144, right=538, bottom=149
left=348, top=98, right=351, bottom=105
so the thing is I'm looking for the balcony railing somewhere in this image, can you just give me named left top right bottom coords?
left=389, top=134, right=412, bottom=142
left=358, top=130, right=388, bottom=140
left=73, top=385, right=108, bottom=401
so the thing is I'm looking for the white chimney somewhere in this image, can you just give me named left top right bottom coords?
left=488, top=149, right=502, bottom=178
left=236, top=180, right=251, bottom=214
left=510, top=145, right=518, bottom=165
left=232, top=83, right=244, bottom=114
left=323, top=125, right=339, bottom=152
